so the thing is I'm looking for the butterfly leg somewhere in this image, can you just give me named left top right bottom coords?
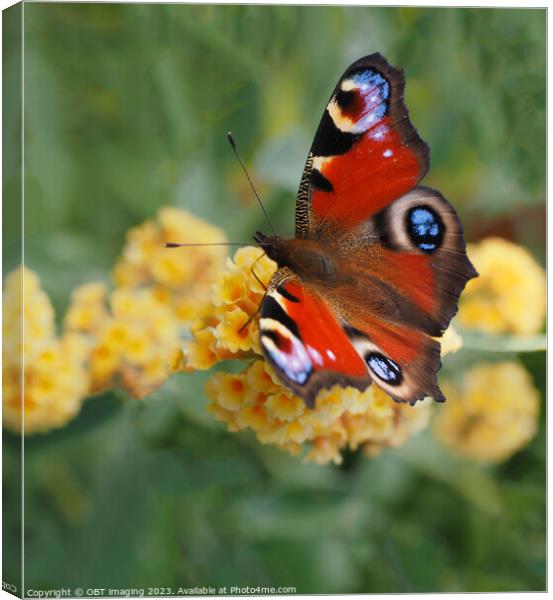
left=237, top=254, right=270, bottom=334
left=238, top=288, right=267, bottom=334
left=251, top=266, right=268, bottom=292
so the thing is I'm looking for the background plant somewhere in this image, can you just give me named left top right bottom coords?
left=3, top=5, right=545, bottom=593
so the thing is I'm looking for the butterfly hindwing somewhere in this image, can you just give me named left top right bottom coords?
left=296, top=53, right=429, bottom=238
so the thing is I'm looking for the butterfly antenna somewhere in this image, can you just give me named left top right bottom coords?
left=227, top=131, right=278, bottom=237
left=164, top=242, right=260, bottom=248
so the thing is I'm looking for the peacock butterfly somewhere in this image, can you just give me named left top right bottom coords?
left=254, top=53, right=478, bottom=408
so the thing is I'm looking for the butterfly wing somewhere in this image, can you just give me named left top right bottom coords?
left=296, top=53, right=429, bottom=237
left=259, top=273, right=371, bottom=407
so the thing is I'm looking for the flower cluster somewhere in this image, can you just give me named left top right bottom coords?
left=206, top=360, right=435, bottom=464
left=434, top=361, right=540, bottom=463
left=3, top=267, right=89, bottom=434
left=458, top=237, right=545, bottom=335
left=4, top=208, right=228, bottom=434
left=181, top=246, right=275, bottom=370
left=112, top=207, right=228, bottom=324
left=177, top=246, right=461, bottom=465
left=64, top=284, right=181, bottom=398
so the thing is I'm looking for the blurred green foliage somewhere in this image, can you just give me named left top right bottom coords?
left=3, top=4, right=545, bottom=594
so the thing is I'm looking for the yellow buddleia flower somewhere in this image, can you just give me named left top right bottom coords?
left=64, top=282, right=109, bottom=333
left=65, top=285, right=180, bottom=399
left=458, top=237, right=545, bottom=335
left=59, top=207, right=228, bottom=400
left=3, top=267, right=89, bottom=434
left=178, top=246, right=275, bottom=369
left=205, top=359, right=435, bottom=465
left=433, top=361, right=540, bottom=463
left=440, top=326, right=463, bottom=355
left=112, top=207, right=228, bottom=325
left=179, top=246, right=461, bottom=465
left=3, top=267, right=54, bottom=358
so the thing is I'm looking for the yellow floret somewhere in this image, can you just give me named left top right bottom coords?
left=79, top=288, right=181, bottom=398
left=182, top=328, right=219, bottom=371
left=3, top=267, right=89, bottom=434
left=212, top=269, right=247, bottom=306
left=433, top=361, right=540, bottom=463
left=207, top=372, right=248, bottom=412
left=265, top=392, right=305, bottom=422
left=214, top=307, right=254, bottom=353
left=64, top=282, right=108, bottom=332
left=458, top=237, right=545, bottom=335
left=112, top=207, right=228, bottom=326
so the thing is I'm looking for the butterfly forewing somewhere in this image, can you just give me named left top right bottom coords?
left=296, top=53, right=429, bottom=238
left=259, top=275, right=371, bottom=407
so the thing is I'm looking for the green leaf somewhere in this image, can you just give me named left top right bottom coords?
left=460, top=330, right=546, bottom=353
left=396, top=433, right=502, bottom=516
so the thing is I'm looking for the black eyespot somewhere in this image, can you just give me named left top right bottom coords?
left=406, top=205, right=444, bottom=253
left=335, top=89, right=357, bottom=111
left=366, top=353, right=402, bottom=385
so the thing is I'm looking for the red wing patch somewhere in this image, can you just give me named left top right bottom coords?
left=311, top=124, right=422, bottom=230
left=377, top=249, right=436, bottom=315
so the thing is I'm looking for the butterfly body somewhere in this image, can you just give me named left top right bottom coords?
left=256, top=54, right=477, bottom=408
left=254, top=232, right=351, bottom=287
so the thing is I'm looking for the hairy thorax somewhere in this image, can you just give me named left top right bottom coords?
left=255, top=232, right=353, bottom=287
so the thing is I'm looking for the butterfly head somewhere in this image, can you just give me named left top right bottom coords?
left=254, top=231, right=287, bottom=267
left=254, top=231, right=321, bottom=276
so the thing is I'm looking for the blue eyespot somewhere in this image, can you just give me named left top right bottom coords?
left=407, top=206, right=444, bottom=253
left=366, top=353, right=402, bottom=385
left=349, top=70, right=390, bottom=122
left=351, top=69, right=390, bottom=100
